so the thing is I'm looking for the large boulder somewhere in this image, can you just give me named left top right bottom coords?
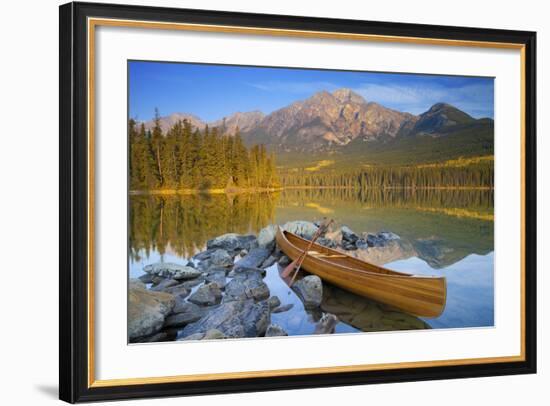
left=182, top=299, right=270, bottom=338
left=258, top=225, right=277, bottom=250
left=128, top=286, right=175, bottom=340
left=188, top=283, right=223, bottom=306
left=292, top=275, right=323, bottom=309
left=143, top=262, right=202, bottom=280
left=282, top=221, right=318, bottom=240
left=224, top=277, right=270, bottom=302
left=206, top=233, right=258, bottom=252
left=234, top=248, right=272, bottom=269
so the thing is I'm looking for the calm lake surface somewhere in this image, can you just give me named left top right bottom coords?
left=129, top=188, right=494, bottom=335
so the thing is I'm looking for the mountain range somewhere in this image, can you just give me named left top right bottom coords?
left=143, top=88, right=493, bottom=168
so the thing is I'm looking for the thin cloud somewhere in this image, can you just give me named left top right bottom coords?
left=247, top=80, right=340, bottom=94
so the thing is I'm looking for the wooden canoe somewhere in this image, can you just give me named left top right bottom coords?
left=275, top=228, right=446, bottom=318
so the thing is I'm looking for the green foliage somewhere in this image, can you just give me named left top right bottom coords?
left=129, top=112, right=279, bottom=191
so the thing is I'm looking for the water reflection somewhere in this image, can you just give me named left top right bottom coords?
left=129, top=188, right=494, bottom=331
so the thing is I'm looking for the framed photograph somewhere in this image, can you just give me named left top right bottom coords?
left=59, top=1, right=537, bottom=403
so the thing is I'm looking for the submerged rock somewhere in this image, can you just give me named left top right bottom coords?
left=188, top=283, right=223, bottom=306
left=207, top=233, right=258, bottom=252
left=265, top=324, right=288, bottom=337
left=313, top=313, right=339, bottom=334
left=234, top=248, right=272, bottom=269
left=128, top=286, right=175, bottom=340
left=272, top=303, right=294, bottom=313
left=182, top=299, right=270, bottom=338
left=292, top=275, right=323, bottom=309
left=144, top=262, right=202, bottom=280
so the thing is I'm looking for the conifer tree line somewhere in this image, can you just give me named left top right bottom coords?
left=279, top=161, right=494, bottom=189
left=129, top=110, right=279, bottom=191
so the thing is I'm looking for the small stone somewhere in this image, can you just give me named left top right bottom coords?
left=267, top=296, right=281, bottom=309
left=161, top=284, right=190, bottom=299
left=234, top=248, right=271, bottom=269
left=144, top=262, right=202, bottom=280
left=265, top=324, right=288, bottom=337
left=261, top=255, right=278, bottom=269
left=355, top=239, right=369, bottom=250
left=282, top=221, right=319, bottom=240
left=206, top=233, right=258, bottom=252
left=224, top=277, right=270, bottom=302
left=313, top=313, right=339, bottom=334
left=178, top=332, right=205, bottom=341
left=228, top=267, right=265, bottom=280
left=205, top=269, right=227, bottom=289
left=164, top=310, right=203, bottom=328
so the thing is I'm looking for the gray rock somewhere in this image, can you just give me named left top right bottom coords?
left=138, top=273, right=155, bottom=284
left=228, top=267, right=265, bottom=280
left=209, top=249, right=234, bottom=268
left=144, top=262, right=202, bottom=280
left=172, top=300, right=202, bottom=315
left=193, top=249, right=216, bottom=261
left=205, top=269, right=227, bottom=289
left=128, top=286, right=175, bottom=340
left=282, top=221, right=319, bottom=240
left=355, top=239, right=369, bottom=250
left=258, top=225, right=277, bottom=250
left=150, top=278, right=179, bottom=292
left=292, top=275, right=323, bottom=309
left=341, top=226, right=359, bottom=243
left=272, top=303, right=294, bottom=313
left=379, top=231, right=400, bottom=241
left=366, top=233, right=385, bottom=247
left=316, top=237, right=337, bottom=249
left=313, top=313, right=339, bottom=334
left=182, top=299, right=270, bottom=338
left=261, top=255, right=278, bottom=269
left=234, top=248, right=271, bottom=269
left=161, top=284, right=190, bottom=299
left=342, top=242, right=357, bottom=251
left=164, top=309, right=203, bottom=328
left=267, top=296, right=281, bottom=310
left=181, top=276, right=206, bottom=289
left=265, top=324, right=288, bottom=337
left=207, top=233, right=258, bottom=252
left=131, top=330, right=176, bottom=343
left=188, top=283, right=222, bottom=306
left=225, top=278, right=270, bottom=302
left=129, top=278, right=146, bottom=290
left=178, top=332, right=205, bottom=341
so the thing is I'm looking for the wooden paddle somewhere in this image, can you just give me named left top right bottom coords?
left=281, top=219, right=333, bottom=284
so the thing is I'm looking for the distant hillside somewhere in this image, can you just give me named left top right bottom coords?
left=140, top=87, right=493, bottom=170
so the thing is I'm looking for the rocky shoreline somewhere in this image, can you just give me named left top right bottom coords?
left=129, top=221, right=408, bottom=343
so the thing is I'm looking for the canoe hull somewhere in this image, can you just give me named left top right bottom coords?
left=276, top=228, right=446, bottom=318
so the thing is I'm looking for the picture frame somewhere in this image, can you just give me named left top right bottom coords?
left=59, top=1, right=537, bottom=403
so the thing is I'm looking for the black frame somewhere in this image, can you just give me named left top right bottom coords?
left=59, top=1, right=537, bottom=403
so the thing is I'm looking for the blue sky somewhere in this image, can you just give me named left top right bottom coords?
left=129, top=61, right=494, bottom=122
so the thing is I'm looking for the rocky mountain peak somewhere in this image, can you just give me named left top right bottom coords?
left=332, top=88, right=366, bottom=104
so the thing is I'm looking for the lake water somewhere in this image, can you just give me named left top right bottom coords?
left=129, top=188, right=494, bottom=335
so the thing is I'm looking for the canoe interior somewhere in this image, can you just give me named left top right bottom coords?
left=276, top=228, right=447, bottom=318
